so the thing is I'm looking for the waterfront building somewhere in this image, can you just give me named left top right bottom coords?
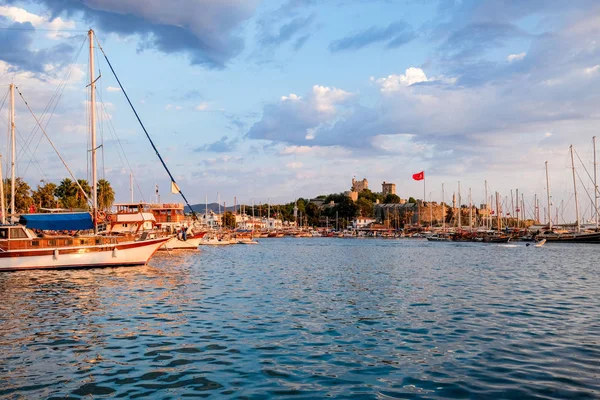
left=352, top=217, right=377, bottom=229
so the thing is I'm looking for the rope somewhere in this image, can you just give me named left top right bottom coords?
left=16, top=88, right=92, bottom=206
left=95, top=37, right=198, bottom=219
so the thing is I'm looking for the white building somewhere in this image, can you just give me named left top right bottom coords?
left=200, top=212, right=222, bottom=228
left=237, top=217, right=266, bottom=230
left=352, top=217, right=376, bottom=229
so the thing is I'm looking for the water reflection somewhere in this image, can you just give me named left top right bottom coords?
left=1, top=239, right=599, bottom=398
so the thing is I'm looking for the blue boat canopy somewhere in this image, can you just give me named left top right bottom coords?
left=19, top=213, right=94, bottom=231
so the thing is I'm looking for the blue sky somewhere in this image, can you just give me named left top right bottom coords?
left=1, top=0, right=600, bottom=222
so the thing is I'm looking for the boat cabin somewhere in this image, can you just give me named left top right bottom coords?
left=110, top=203, right=156, bottom=233
left=149, top=203, right=186, bottom=225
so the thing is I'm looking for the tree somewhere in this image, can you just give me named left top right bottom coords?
left=55, top=178, right=90, bottom=209
left=384, top=193, right=401, bottom=204
left=97, top=179, right=115, bottom=210
left=32, top=181, right=58, bottom=209
left=356, top=197, right=374, bottom=217
left=3, top=178, right=33, bottom=213
left=76, top=179, right=91, bottom=209
left=408, top=197, right=417, bottom=204
left=445, top=207, right=454, bottom=223
left=305, top=202, right=321, bottom=226
left=222, top=211, right=236, bottom=228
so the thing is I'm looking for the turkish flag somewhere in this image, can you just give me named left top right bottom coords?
left=412, top=171, right=424, bottom=181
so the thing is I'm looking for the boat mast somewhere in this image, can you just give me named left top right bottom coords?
left=496, top=191, right=501, bottom=231
left=0, top=155, right=5, bottom=224
left=515, top=189, right=521, bottom=229
left=129, top=173, right=133, bottom=203
left=570, top=145, right=581, bottom=232
left=457, top=181, right=461, bottom=230
left=484, top=180, right=488, bottom=230
left=10, top=83, right=15, bottom=222
left=594, top=136, right=598, bottom=229
left=89, top=29, right=98, bottom=232
left=533, top=193, right=540, bottom=224
left=469, top=187, right=473, bottom=231
left=442, top=183, right=445, bottom=232
left=546, top=161, right=552, bottom=230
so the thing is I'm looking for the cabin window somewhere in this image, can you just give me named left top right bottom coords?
left=10, top=228, right=28, bottom=239
left=95, top=239, right=101, bottom=245
left=123, top=224, right=128, bottom=227
left=0, top=229, right=7, bottom=239
left=32, top=240, right=39, bottom=247
left=66, top=240, right=73, bottom=246
left=48, top=240, right=56, bottom=246
left=80, top=239, right=86, bottom=245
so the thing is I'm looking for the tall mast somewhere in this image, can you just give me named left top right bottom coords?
left=469, top=187, right=473, bottom=231
left=442, top=183, right=445, bottom=231
left=546, top=161, right=552, bottom=230
left=515, top=189, right=521, bottom=229
left=484, top=180, right=488, bottom=229
left=89, top=29, right=98, bottom=231
left=10, top=83, right=15, bottom=222
left=129, top=173, right=133, bottom=203
left=496, top=191, right=501, bottom=231
left=533, top=193, right=540, bottom=224
left=457, top=181, right=461, bottom=229
left=594, top=136, right=598, bottom=229
left=570, top=145, right=580, bottom=232
left=0, top=155, right=5, bottom=224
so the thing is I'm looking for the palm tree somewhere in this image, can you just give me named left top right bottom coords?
left=75, top=179, right=91, bottom=209
left=97, top=179, right=115, bottom=211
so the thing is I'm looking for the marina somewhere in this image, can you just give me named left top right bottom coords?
left=0, top=2, right=599, bottom=399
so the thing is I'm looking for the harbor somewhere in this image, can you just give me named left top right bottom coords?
left=1, top=1, right=600, bottom=399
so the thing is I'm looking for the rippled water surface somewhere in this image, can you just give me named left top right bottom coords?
left=1, top=238, right=599, bottom=399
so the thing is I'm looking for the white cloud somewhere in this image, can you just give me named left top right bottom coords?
left=0, top=5, right=76, bottom=38
left=281, top=93, right=301, bottom=101
left=196, top=101, right=210, bottom=111
left=310, top=85, right=352, bottom=113
left=106, top=86, right=121, bottom=92
left=376, top=67, right=429, bottom=92
left=584, top=65, right=600, bottom=75
left=507, top=52, right=526, bottom=62
left=286, top=162, right=303, bottom=169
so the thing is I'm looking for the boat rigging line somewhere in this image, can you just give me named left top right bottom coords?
left=16, top=87, right=92, bottom=206
left=95, top=37, right=198, bottom=219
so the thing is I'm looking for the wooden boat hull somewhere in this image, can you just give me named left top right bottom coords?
left=0, top=236, right=170, bottom=272
left=538, top=231, right=600, bottom=243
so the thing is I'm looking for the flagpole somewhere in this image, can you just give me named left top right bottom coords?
left=423, top=172, right=427, bottom=228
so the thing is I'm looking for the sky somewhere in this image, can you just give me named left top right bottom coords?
left=0, top=0, right=600, bottom=223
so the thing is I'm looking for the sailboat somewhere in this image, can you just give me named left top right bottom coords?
left=0, top=30, right=171, bottom=271
left=538, top=147, right=600, bottom=243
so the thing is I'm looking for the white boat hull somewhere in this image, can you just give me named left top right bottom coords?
left=0, top=237, right=169, bottom=272
left=198, top=238, right=232, bottom=245
left=160, top=236, right=203, bottom=250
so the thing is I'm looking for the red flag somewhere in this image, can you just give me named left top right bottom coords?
left=412, top=171, right=424, bottom=181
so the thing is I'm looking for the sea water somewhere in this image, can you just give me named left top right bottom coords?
left=1, top=238, right=598, bottom=398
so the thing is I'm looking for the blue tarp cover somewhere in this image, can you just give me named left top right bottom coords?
left=19, top=213, right=94, bottom=231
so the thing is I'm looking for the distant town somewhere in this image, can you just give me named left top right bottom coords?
left=187, top=176, right=534, bottom=232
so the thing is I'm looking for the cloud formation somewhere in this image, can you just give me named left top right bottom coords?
left=4, top=0, right=259, bottom=68
left=329, top=21, right=415, bottom=52
left=247, top=85, right=353, bottom=144
left=0, top=18, right=75, bottom=72
left=195, top=136, right=238, bottom=153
